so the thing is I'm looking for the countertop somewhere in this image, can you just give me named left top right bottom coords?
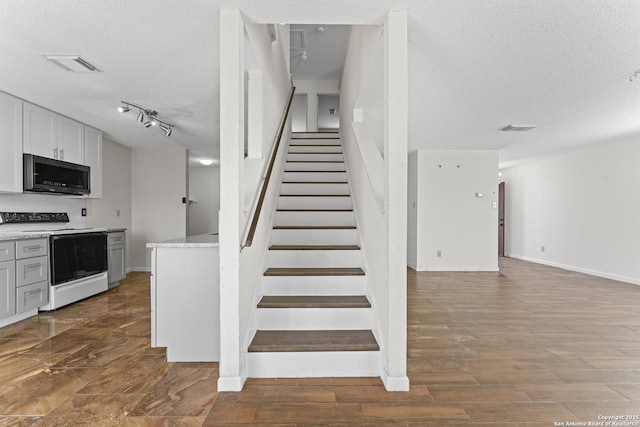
left=107, top=228, right=127, bottom=233
left=146, top=233, right=219, bottom=249
left=0, top=233, right=50, bottom=242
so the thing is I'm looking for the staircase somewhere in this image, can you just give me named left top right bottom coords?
left=247, top=131, right=380, bottom=378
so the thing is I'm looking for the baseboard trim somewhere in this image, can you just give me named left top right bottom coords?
left=381, top=371, right=410, bottom=391
left=412, top=266, right=499, bottom=272
left=217, top=375, right=246, bottom=392
left=132, top=267, right=151, bottom=273
left=506, top=254, right=640, bottom=286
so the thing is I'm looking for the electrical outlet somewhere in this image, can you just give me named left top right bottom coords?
left=540, top=246, right=545, bottom=252
left=116, top=209, right=120, bottom=217
left=81, top=208, right=87, bottom=217
left=437, top=250, right=442, bottom=258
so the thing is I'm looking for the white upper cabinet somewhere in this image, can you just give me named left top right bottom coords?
left=57, top=116, right=85, bottom=164
left=23, top=102, right=58, bottom=160
left=84, top=126, right=103, bottom=198
left=0, top=92, right=23, bottom=193
left=23, top=102, right=85, bottom=164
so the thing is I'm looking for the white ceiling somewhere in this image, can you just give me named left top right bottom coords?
left=2, top=1, right=640, bottom=168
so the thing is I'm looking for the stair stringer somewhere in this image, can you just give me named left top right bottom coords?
left=240, top=135, right=293, bottom=386
left=339, top=133, right=387, bottom=385
left=341, top=131, right=409, bottom=391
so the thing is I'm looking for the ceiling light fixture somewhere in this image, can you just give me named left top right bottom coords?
left=199, top=159, right=214, bottom=166
left=119, top=100, right=175, bottom=137
left=44, top=55, right=100, bottom=72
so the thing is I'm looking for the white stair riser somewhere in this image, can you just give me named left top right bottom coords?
left=277, top=196, right=352, bottom=210
left=280, top=183, right=350, bottom=195
left=287, top=153, right=344, bottom=162
left=247, top=351, right=380, bottom=378
left=271, top=228, right=359, bottom=245
left=256, top=308, right=373, bottom=330
left=275, top=211, right=355, bottom=226
left=268, top=249, right=361, bottom=267
left=285, top=162, right=345, bottom=172
left=262, top=275, right=366, bottom=295
left=283, top=171, right=347, bottom=182
left=288, top=145, right=342, bottom=153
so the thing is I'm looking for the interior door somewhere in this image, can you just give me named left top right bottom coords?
left=498, top=181, right=505, bottom=256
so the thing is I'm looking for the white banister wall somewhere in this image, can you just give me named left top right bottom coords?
left=340, top=12, right=409, bottom=391
left=219, top=12, right=292, bottom=392
left=218, top=8, right=244, bottom=392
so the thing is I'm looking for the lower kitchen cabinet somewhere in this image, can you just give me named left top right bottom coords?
left=148, top=236, right=220, bottom=362
left=0, top=260, right=16, bottom=320
left=107, top=231, right=126, bottom=288
left=0, top=238, right=50, bottom=328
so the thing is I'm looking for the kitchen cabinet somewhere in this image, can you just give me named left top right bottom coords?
left=147, top=234, right=220, bottom=362
left=84, top=126, right=103, bottom=198
left=0, top=92, right=23, bottom=193
left=23, top=102, right=85, bottom=164
left=0, top=260, right=16, bottom=320
left=0, top=238, right=49, bottom=327
left=107, top=231, right=126, bottom=288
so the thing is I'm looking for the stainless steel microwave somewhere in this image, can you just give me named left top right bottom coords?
left=23, top=154, right=90, bottom=195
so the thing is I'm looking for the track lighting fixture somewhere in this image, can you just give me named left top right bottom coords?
left=118, top=100, right=175, bottom=137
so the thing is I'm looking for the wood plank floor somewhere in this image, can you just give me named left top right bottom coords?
left=0, top=257, right=639, bottom=425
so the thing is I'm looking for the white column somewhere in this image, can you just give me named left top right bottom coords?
left=218, top=8, right=245, bottom=392
left=383, top=10, right=409, bottom=391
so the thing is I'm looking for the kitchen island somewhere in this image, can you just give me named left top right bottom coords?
left=146, top=233, right=219, bottom=362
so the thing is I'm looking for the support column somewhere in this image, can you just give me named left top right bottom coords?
left=218, top=8, right=245, bottom=392
left=383, top=10, right=409, bottom=391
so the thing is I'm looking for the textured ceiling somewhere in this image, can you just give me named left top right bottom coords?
left=1, top=0, right=640, bottom=167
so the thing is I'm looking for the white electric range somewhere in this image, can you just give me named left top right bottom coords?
left=0, top=212, right=109, bottom=310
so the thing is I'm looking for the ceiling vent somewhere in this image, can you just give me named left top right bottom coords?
left=44, top=55, right=100, bottom=72
left=502, top=124, right=536, bottom=132
left=290, top=30, right=306, bottom=50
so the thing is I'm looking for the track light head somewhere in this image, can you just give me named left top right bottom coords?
left=121, top=101, right=174, bottom=136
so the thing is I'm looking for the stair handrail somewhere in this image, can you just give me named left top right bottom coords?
left=242, top=85, right=296, bottom=249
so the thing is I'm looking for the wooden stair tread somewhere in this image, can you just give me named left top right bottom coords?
left=288, top=151, right=343, bottom=154
left=286, top=160, right=344, bottom=163
left=264, top=267, right=365, bottom=276
left=279, top=194, right=350, bottom=197
left=289, top=144, right=341, bottom=147
left=285, top=170, right=346, bottom=173
left=277, top=208, right=353, bottom=212
left=273, top=225, right=356, bottom=230
left=258, top=295, right=370, bottom=309
left=248, top=330, right=379, bottom=352
left=269, top=244, right=360, bottom=251
left=282, top=181, right=348, bottom=184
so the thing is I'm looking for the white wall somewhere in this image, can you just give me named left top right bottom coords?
left=502, top=137, right=640, bottom=285
left=187, top=165, right=220, bottom=236
left=130, top=148, right=187, bottom=271
left=86, top=138, right=132, bottom=271
left=410, top=150, right=499, bottom=271
left=407, top=151, right=418, bottom=268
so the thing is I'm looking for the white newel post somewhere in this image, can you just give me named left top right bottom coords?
left=383, top=10, right=410, bottom=391
left=218, top=8, right=245, bottom=392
